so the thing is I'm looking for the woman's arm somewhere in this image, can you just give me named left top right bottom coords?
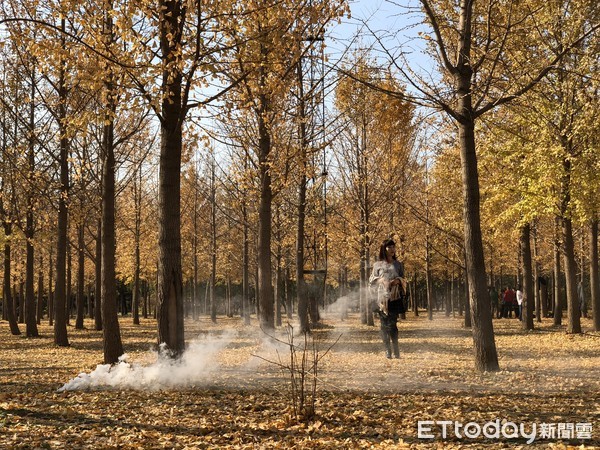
left=368, top=263, right=381, bottom=285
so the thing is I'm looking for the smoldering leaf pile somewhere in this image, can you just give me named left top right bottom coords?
left=58, top=331, right=235, bottom=392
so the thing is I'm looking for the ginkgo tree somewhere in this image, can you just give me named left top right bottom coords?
left=332, top=50, right=416, bottom=325
left=483, top=1, right=599, bottom=334
left=359, top=0, right=600, bottom=371
left=215, top=0, right=347, bottom=329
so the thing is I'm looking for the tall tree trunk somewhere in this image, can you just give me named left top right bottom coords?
left=37, top=259, right=44, bottom=325
left=156, top=0, right=185, bottom=354
left=192, top=163, right=199, bottom=321
left=445, top=277, right=451, bottom=317
left=94, top=218, right=102, bottom=330
left=257, top=95, right=274, bottom=329
left=359, top=245, right=367, bottom=324
left=356, top=118, right=374, bottom=325
left=227, top=276, right=232, bottom=317
left=242, top=203, right=251, bottom=325
left=101, top=115, right=124, bottom=362
left=296, top=59, right=308, bottom=333
left=25, top=65, right=38, bottom=337
left=426, top=236, right=433, bottom=321
left=142, top=280, right=148, bottom=319
left=457, top=114, right=496, bottom=368
left=132, top=234, right=141, bottom=325
left=562, top=217, right=581, bottom=333
left=425, top=167, right=433, bottom=321
left=560, top=155, right=581, bottom=334
left=25, top=219, right=38, bottom=336
left=210, top=157, right=217, bottom=323
left=286, top=267, right=293, bottom=320
left=3, top=222, right=20, bottom=335
left=521, top=223, right=534, bottom=330
left=296, top=177, right=308, bottom=330
left=590, top=218, right=600, bottom=331
left=454, top=0, right=498, bottom=367
left=48, top=246, right=53, bottom=326
left=451, top=271, right=455, bottom=318
left=132, top=163, right=141, bottom=325
left=275, top=250, right=282, bottom=327
left=18, top=281, right=24, bottom=324
left=66, top=240, right=72, bottom=323
left=0, top=85, right=7, bottom=324
left=87, top=283, right=92, bottom=321
left=100, top=2, right=124, bottom=363
left=553, top=216, right=563, bottom=325
left=463, top=268, right=471, bottom=328
left=445, top=246, right=451, bottom=317
left=75, top=223, right=85, bottom=329
left=533, top=224, right=542, bottom=322
left=53, top=16, right=69, bottom=347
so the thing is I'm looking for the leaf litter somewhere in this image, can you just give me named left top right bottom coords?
left=0, top=312, right=599, bottom=448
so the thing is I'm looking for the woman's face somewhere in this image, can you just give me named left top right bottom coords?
left=385, top=244, right=396, bottom=259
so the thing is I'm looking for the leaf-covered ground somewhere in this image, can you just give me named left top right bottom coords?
left=1, top=311, right=599, bottom=449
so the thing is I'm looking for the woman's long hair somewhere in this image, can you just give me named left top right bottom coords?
left=378, top=239, right=397, bottom=261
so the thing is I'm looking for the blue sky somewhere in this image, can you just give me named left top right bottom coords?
left=327, top=0, right=435, bottom=74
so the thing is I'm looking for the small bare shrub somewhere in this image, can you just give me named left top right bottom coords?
left=258, top=323, right=340, bottom=422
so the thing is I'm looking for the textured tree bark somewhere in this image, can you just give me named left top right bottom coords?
left=37, top=265, right=43, bottom=325
left=25, top=214, right=38, bottom=336
left=521, top=223, right=534, bottom=330
left=553, top=216, right=563, bottom=326
left=25, top=67, right=38, bottom=337
left=132, top=165, right=141, bottom=325
left=100, top=105, right=124, bottom=364
left=3, top=223, right=20, bottom=335
left=75, top=224, right=85, bottom=329
left=426, top=237, right=433, bottom=321
left=463, top=268, right=471, bottom=329
left=257, top=89, right=274, bottom=329
left=53, top=18, right=69, bottom=347
left=210, top=159, right=217, bottom=324
left=533, top=225, right=542, bottom=322
left=132, top=233, right=140, bottom=325
left=452, top=0, right=497, bottom=370
left=242, top=204, right=251, bottom=326
left=48, top=248, right=53, bottom=326
left=101, top=117, right=124, bottom=363
left=458, top=118, right=497, bottom=369
left=296, top=62, right=308, bottom=333
left=192, top=168, right=198, bottom=322
left=562, top=217, right=581, bottom=333
left=590, top=219, right=600, bottom=331
left=66, top=245, right=72, bottom=324
left=156, top=0, right=185, bottom=355
left=100, top=2, right=124, bottom=364
left=560, top=156, right=581, bottom=334
left=156, top=98, right=185, bottom=353
left=94, top=219, right=103, bottom=331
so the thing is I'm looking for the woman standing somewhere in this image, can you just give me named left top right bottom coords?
left=516, top=285, right=523, bottom=321
left=370, top=239, right=406, bottom=359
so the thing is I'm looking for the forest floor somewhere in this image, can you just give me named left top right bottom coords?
left=0, top=310, right=599, bottom=449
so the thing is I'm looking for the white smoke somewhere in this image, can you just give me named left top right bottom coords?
left=323, top=290, right=357, bottom=315
left=58, top=330, right=235, bottom=392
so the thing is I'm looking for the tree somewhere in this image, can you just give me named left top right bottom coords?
left=53, top=15, right=71, bottom=347
left=0, top=109, right=20, bottom=335
left=217, top=0, right=346, bottom=329
left=359, top=0, right=599, bottom=371
left=333, top=51, right=415, bottom=325
left=99, top=0, right=124, bottom=364
left=23, top=43, right=40, bottom=337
